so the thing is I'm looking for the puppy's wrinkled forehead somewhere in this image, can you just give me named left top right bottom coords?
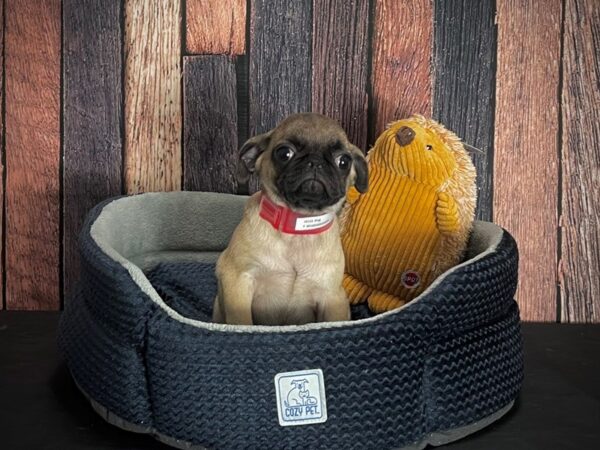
left=268, top=113, right=349, bottom=151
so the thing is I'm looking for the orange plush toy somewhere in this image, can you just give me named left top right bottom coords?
left=341, top=115, right=477, bottom=313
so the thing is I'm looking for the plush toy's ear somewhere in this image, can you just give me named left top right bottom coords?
left=237, top=132, right=272, bottom=184
left=349, top=145, right=369, bottom=193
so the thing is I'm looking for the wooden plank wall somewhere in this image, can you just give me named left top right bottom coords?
left=184, top=0, right=246, bottom=194
left=63, top=0, right=123, bottom=302
left=248, top=0, right=312, bottom=191
left=494, top=0, right=562, bottom=322
left=312, top=0, right=369, bottom=151
left=0, top=0, right=4, bottom=309
left=5, top=0, right=61, bottom=310
left=371, top=0, right=432, bottom=137
left=186, top=0, right=246, bottom=55
left=183, top=56, right=239, bottom=193
left=433, top=0, right=497, bottom=221
left=1, top=0, right=599, bottom=323
left=124, top=0, right=182, bottom=193
left=560, top=0, right=600, bottom=323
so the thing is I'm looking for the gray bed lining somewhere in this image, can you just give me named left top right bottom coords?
left=131, top=251, right=221, bottom=272
left=90, top=191, right=504, bottom=333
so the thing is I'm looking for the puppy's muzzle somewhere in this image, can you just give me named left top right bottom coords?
left=300, top=179, right=325, bottom=195
left=279, top=154, right=345, bottom=209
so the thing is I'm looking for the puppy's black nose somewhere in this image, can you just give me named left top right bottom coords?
left=396, top=126, right=415, bottom=146
left=307, top=160, right=323, bottom=169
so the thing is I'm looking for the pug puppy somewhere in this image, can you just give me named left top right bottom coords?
left=212, top=113, right=368, bottom=326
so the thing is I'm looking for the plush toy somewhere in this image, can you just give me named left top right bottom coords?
left=341, top=115, right=477, bottom=313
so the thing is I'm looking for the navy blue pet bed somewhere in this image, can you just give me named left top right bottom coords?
left=58, top=192, right=523, bottom=450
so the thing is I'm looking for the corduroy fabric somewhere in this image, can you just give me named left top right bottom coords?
left=58, top=193, right=523, bottom=450
left=341, top=116, right=477, bottom=314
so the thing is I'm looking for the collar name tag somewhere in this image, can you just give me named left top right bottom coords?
left=294, top=213, right=334, bottom=231
left=259, top=193, right=335, bottom=235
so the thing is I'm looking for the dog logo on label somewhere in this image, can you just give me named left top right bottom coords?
left=274, top=369, right=327, bottom=426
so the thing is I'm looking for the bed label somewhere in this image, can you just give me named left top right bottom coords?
left=274, top=369, right=327, bottom=426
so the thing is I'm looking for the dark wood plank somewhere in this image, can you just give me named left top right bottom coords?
left=186, top=0, right=246, bottom=55
left=433, top=0, right=496, bottom=221
left=63, top=0, right=123, bottom=303
left=0, top=0, right=4, bottom=309
left=5, top=0, right=61, bottom=310
left=183, top=56, right=238, bottom=193
left=235, top=53, right=250, bottom=195
left=236, top=54, right=250, bottom=160
left=312, top=0, right=369, bottom=151
left=560, top=0, right=600, bottom=323
left=494, top=0, right=561, bottom=322
left=124, top=0, right=182, bottom=193
left=248, top=0, right=312, bottom=191
left=371, top=0, right=433, bottom=139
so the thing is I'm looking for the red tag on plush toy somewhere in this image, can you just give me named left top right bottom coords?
left=341, top=115, right=477, bottom=314
left=401, top=271, right=421, bottom=289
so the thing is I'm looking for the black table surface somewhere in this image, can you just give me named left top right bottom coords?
left=0, top=312, right=599, bottom=450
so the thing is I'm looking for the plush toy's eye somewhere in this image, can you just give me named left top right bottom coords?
left=336, top=154, right=352, bottom=170
left=274, top=146, right=295, bottom=162
left=426, top=145, right=433, bottom=151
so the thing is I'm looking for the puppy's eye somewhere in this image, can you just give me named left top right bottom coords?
left=274, top=146, right=295, bottom=162
left=426, top=145, right=433, bottom=151
left=336, top=154, right=352, bottom=170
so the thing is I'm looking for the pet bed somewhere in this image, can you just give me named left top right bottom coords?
left=58, top=191, right=523, bottom=450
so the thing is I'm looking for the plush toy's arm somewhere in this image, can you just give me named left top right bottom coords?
left=346, top=186, right=361, bottom=205
left=435, top=192, right=461, bottom=234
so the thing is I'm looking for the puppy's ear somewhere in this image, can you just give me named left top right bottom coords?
left=349, top=145, right=369, bottom=193
left=237, top=132, right=272, bottom=184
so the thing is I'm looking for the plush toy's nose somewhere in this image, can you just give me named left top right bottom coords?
left=396, top=126, right=415, bottom=146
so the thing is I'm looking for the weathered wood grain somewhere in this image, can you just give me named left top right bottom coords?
left=186, top=0, right=246, bottom=55
left=494, top=0, right=561, bottom=322
left=124, top=0, right=182, bottom=193
left=371, top=0, right=432, bottom=140
left=0, top=0, right=4, bottom=309
left=183, top=56, right=238, bottom=192
left=236, top=54, right=250, bottom=160
left=312, top=0, right=369, bottom=151
left=5, top=0, right=61, bottom=310
left=235, top=54, right=250, bottom=195
left=248, top=0, right=312, bottom=191
left=560, top=0, right=600, bottom=323
left=63, top=0, right=123, bottom=303
left=433, top=0, right=496, bottom=221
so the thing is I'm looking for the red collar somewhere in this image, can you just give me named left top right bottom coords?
left=259, top=193, right=335, bottom=235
